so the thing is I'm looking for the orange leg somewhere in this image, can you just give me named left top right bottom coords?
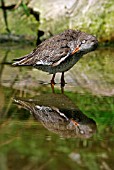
left=61, top=72, right=65, bottom=93
left=51, top=74, right=56, bottom=93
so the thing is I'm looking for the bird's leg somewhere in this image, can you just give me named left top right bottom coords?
left=61, top=72, right=65, bottom=93
left=51, top=74, right=56, bottom=93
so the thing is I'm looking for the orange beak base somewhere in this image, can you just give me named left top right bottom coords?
left=71, top=119, right=79, bottom=126
left=71, top=47, right=80, bottom=55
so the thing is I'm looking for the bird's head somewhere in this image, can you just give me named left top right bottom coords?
left=68, top=31, right=98, bottom=55
left=76, top=31, right=98, bottom=54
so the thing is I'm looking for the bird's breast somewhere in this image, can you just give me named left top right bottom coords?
left=34, top=53, right=83, bottom=74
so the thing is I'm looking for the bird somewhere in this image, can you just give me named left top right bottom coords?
left=13, top=93, right=96, bottom=138
left=12, top=29, right=98, bottom=93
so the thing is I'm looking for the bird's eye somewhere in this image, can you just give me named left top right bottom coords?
left=81, top=40, right=86, bottom=44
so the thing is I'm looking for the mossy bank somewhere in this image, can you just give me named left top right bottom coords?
left=0, top=0, right=114, bottom=43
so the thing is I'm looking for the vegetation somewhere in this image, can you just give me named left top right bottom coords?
left=0, top=0, right=114, bottom=44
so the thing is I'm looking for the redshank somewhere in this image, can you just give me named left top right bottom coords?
left=13, top=94, right=96, bottom=138
left=12, top=29, right=98, bottom=92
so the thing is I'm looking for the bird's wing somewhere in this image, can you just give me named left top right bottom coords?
left=33, top=105, right=69, bottom=123
left=12, top=30, right=79, bottom=67
left=32, top=38, right=72, bottom=67
left=12, top=42, right=71, bottom=67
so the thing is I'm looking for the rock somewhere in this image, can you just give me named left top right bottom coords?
left=28, top=0, right=114, bottom=42
left=0, top=0, right=114, bottom=42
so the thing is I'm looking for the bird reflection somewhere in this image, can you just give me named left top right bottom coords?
left=13, top=94, right=97, bottom=138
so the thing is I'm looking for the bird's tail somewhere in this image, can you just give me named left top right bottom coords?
left=12, top=53, right=34, bottom=66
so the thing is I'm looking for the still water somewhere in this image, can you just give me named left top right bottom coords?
left=0, top=44, right=114, bottom=170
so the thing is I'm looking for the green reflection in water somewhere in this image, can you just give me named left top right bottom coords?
left=0, top=44, right=114, bottom=170
left=0, top=86, right=114, bottom=170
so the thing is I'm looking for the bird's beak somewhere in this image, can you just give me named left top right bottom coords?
left=71, top=47, right=80, bottom=55
left=71, top=119, right=79, bottom=126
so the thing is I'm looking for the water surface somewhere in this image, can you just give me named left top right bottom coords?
left=0, top=44, right=114, bottom=170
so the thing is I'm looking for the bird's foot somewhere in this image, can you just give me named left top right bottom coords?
left=61, top=72, right=65, bottom=93
left=51, top=81, right=55, bottom=93
left=51, top=74, right=56, bottom=93
left=61, top=81, right=65, bottom=94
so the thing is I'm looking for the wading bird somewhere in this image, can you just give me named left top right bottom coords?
left=12, top=29, right=98, bottom=93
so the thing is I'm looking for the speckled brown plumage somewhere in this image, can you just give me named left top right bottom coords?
left=13, top=29, right=98, bottom=92
left=13, top=95, right=97, bottom=138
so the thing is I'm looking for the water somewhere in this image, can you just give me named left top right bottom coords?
left=0, top=44, right=114, bottom=170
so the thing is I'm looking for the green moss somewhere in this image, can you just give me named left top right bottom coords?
left=1, top=1, right=114, bottom=43
left=9, top=9, right=38, bottom=36
left=0, top=6, right=38, bottom=37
